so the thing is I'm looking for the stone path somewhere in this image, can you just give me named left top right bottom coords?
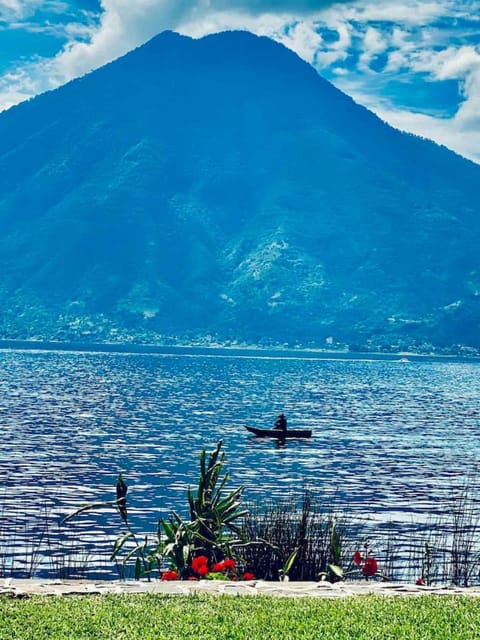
left=2, top=578, right=480, bottom=599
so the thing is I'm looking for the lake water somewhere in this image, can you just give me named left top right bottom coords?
left=1, top=347, right=479, bottom=578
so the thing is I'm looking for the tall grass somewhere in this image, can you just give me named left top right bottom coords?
left=403, top=483, right=480, bottom=586
left=0, top=498, right=114, bottom=580
left=241, top=491, right=359, bottom=581
left=0, top=500, right=52, bottom=578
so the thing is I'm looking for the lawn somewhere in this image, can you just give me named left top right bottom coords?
left=1, top=594, right=480, bottom=639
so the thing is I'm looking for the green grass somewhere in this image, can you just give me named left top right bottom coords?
left=1, top=594, right=480, bottom=639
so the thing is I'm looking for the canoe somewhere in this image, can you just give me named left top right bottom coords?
left=245, top=425, right=312, bottom=438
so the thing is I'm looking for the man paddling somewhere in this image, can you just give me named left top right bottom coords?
left=274, top=413, right=287, bottom=431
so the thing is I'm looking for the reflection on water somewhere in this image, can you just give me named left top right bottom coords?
left=1, top=348, right=479, bottom=578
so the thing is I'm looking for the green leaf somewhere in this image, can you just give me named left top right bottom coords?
left=123, top=537, right=148, bottom=565
left=110, top=532, right=134, bottom=561
left=210, top=474, right=229, bottom=507
left=328, top=564, right=344, bottom=579
left=283, top=548, right=299, bottom=576
left=63, top=500, right=116, bottom=523
left=163, top=542, right=176, bottom=557
left=160, top=519, right=175, bottom=542
left=135, top=557, right=142, bottom=581
left=170, top=511, right=184, bottom=525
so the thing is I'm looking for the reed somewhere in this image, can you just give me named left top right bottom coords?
left=240, top=490, right=362, bottom=581
left=0, top=499, right=52, bottom=578
left=0, top=497, right=113, bottom=580
left=404, top=482, right=480, bottom=586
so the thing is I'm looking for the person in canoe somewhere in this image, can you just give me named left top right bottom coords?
left=274, top=413, right=287, bottom=431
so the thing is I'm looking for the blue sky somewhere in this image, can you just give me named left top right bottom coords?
left=1, top=0, right=480, bottom=163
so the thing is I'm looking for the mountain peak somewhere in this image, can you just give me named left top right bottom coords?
left=0, top=29, right=479, bottom=353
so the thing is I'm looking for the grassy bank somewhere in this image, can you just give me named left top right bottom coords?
left=1, top=594, right=480, bottom=639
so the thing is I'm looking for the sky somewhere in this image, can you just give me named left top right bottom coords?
left=1, top=1, right=480, bottom=163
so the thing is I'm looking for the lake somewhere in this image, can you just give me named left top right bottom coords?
left=1, top=346, right=479, bottom=579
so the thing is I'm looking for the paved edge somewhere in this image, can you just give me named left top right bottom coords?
left=2, top=579, right=480, bottom=599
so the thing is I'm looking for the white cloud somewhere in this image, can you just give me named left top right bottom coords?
left=175, top=9, right=292, bottom=40
left=320, top=0, right=449, bottom=27
left=0, top=0, right=69, bottom=20
left=374, top=103, right=480, bottom=163
left=422, top=45, right=480, bottom=81
left=313, top=19, right=351, bottom=68
left=333, top=69, right=480, bottom=164
left=276, top=21, right=324, bottom=64
left=358, top=26, right=387, bottom=69
left=453, top=66, right=480, bottom=141
left=323, top=1, right=480, bottom=163
left=389, top=42, right=480, bottom=159
left=0, top=67, right=43, bottom=111
left=0, top=0, right=39, bottom=20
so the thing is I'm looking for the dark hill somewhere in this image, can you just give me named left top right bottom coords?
left=0, top=30, right=479, bottom=353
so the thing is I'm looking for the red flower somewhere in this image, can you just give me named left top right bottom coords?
left=243, top=572, right=255, bottom=580
left=191, top=556, right=209, bottom=574
left=353, top=551, right=362, bottom=566
left=196, top=564, right=209, bottom=576
left=362, top=556, right=378, bottom=577
left=223, top=558, right=236, bottom=570
left=211, top=558, right=235, bottom=573
left=161, top=570, right=179, bottom=581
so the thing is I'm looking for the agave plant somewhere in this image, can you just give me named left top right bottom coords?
left=158, top=440, right=249, bottom=577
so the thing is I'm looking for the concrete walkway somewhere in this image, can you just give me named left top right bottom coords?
left=2, top=578, right=480, bottom=599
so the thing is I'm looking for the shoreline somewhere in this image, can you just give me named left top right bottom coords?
left=0, top=339, right=479, bottom=363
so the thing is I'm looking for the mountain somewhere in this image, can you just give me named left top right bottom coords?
left=0, top=30, right=479, bottom=353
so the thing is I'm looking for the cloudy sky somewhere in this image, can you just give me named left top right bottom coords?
left=1, top=0, right=480, bottom=162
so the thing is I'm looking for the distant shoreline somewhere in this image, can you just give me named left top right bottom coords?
left=0, top=339, right=478, bottom=363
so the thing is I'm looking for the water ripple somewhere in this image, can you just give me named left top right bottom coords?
left=0, top=350, right=479, bottom=577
